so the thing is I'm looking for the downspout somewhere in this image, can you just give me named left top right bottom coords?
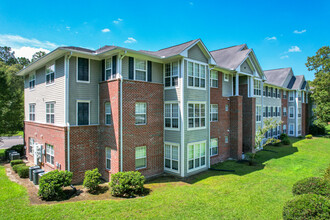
left=119, top=51, right=127, bottom=172
left=66, top=52, right=72, bottom=171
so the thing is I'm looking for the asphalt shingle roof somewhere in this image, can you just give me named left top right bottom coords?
left=292, top=75, right=304, bottom=90
left=264, top=67, right=292, bottom=87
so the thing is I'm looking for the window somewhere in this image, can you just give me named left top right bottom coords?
left=29, top=138, right=34, bottom=154
left=187, top=61, right=206, bottom=89
left=165, top=103, right=179, bottom=129
left=105, top=102, right=112, bottom=125
left=135, top=146, right=146, bottom=169
left=46, top=102, right=55, bottom=124
left=188, top=141, right=206, bottom=171
left=135, top=59, right=147, bottom=81
left=210, top=104, right=218, bottom=122
left=135, top=102, right=147, bottom=125
left=46, top=64, right=55, bottom=85
left=188, top=103, right=206, bottom=129
left=283, top=91, right=287, bottom=99
left=263, top=107, right=266, bottom=117
left=273, top=88, right=276, bottom=98
left=273, top=107, right=276, bottom=117
left=267, top=86, right=271, bottom=97
left=263, top=86, right=266, bottom=96
left=289, top=124, right=294, bottom=135
left=29, top=104, right=35, bottom=121
left=225, top=104, right=229, bottom=111
left=283, top=107, right=287, bottom=116
left=256, top=105, right=261, bottom=122
left=165, top=62, right=179, bottom=87
left=270, top=107, right=273, bottom=117
left=77, top=101, right=89, bottom=125
left=106, top=147, right=111, bottom=170
left=298, top=92, right=301, bottom=101
left=283, top=125, right=287, bottom=134
left=210, top=70, right=218, bottom=88
left=254, top=80, right=261, bottom=96
left=46, top=144, right=54, bottom=165
left=298, top=107, right=301, bottom=117
left=77, top=57, right=89, bottom=82
left=165, top=144, right=179, bottom=171
left=210, top=138, right=218, bottom=156
left=278, top=107, right=281, bottom=117
left=224, top=73, right=229, bottom=82
left=289, top=107, right=294, bottom=119
left=277, top=89, right=280, bottom=98
left=105, top=58, right=112, bottom=80
left=289, top=91, right=294, bottom=102
left=29, top=74, right=36, bottom=89
left=270, top=87, right=274, bottom=98
left=225, top=136, right=229, bottom=143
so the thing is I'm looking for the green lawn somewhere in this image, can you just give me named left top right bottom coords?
left=0, top=137, right=329, bottom=219
left=0, top=131, right=24, bottom=137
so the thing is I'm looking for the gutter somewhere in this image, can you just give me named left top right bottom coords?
left=66, top=52, right=73, bottom=171
left=119, top=51, right=127, bottom=172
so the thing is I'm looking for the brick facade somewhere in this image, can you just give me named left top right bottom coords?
left=229, top=96, right=243, bottom=159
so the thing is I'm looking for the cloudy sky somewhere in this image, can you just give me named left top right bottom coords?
left=1, top=0, right=329, bottom=80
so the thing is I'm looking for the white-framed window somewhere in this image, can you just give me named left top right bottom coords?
left=289, top=106, right=294, bottom=119
left=29, top=73, right=36, bottom=90
left=263, top=106, right=266, bottom=117
left=77, top=101, right=90, bottom=125
left=105, top=102, right=112, bottom=125
left=188, top=102, right=206, bottom=129
left=106, top=147, right=111, bottom=170
left=135, top=102, right=147, bottom=125
left=278, top=107, right=281, bottom=117
left=289, top=91, right=294, bottom=102
left=164, top=143, right=179, bottom=172
left=277, top=89, right=280, bottom=98
left=45, top=64, right=55, bottom=85
left=298, top=107, right=302, bottom=117
left=210, top=138, right=218, bottom=156
left=210, top=70, right=218, bottom=88
left=263, top=86, right=266, bottom=96
left=224, top=73, right=229, bottom=82
left=210, top=104, right=218, bottom=122
left=77, top=57, right=90, bottom=83
left=29, top=103, right=35, bottom=121
left=165, top=62, right=179, bottom=87
left=188, top=141, right=206, bottom=171
left=29, top=138, right=34, bottom=154
left=165, top=103, right=179, bottom=129
left=135, top=58, right=147, bottom=81
left=135, top=146, right=146, bottom=169
left=225, top=136, right=229, bottom=143
left=283, top=124, right=287, bottom=134
left=225, top=104, right=229, bottom=111
left=254, top=80, right=261, bottom=96
left=273, top=106, right=276, bottom=117
left=289, top=123, right=294, bottom=135
left=298, top=91, right=302, bottom=101
left=283, top=90, right=287, bottom=99
left=273, top=88, right=276, bottom=98
left=256, top=105, right=262, bottom=122
left=283, top=107, right=287, bottom=116
left=105, top=57, right=112, bottom=80
left=187, top=61, right=206, bottom=89
left=46, top=144, right=54, bottom=165
left=46, top=102, right=55, bottom=124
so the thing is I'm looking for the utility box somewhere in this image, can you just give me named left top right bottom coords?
left=7, top=150, right=17, bottom=161
left=33, top=169, right=44, bottom=185
left=29, top=166, right=40, bottom=181
left=10, top=152, right=20, bottom=161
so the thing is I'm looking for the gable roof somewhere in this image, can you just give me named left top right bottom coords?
left=292, top=75, right=304, bottom=90
left=264, top=67, right=292, bottom=87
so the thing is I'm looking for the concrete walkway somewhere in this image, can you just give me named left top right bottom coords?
left=0, top=136, right=24, bottom=149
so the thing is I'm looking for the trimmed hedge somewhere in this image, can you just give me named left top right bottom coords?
left=283, top=194, right=330, bottom=220
left=280, top=133, right=288, bottom=140
left=282, top=137, right=291, bottom=145
left=17, top=166, right=29, bottom=178
left=10, top=159, right=24, bottom=167
left=110, top=171, right=145, bottom=197
left=13, top=164, right=26, bottom=173
left=83, top=168, right=101, bottom=192
left=292, top=177, right=329, bottom=197
left=305, top=134, right=313, bottom=139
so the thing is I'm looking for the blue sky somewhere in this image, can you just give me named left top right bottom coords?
left=0, top=0, right=329, bottom=81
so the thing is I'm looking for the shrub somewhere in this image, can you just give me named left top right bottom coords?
left=280, top=133, right=288, bottom=140
left=110, top=171, right=145, bottom=197
left=309, top=124, right=326, bottom=136
left=324, top=135, right=330, bottom=139
left=298, top=135, right=303, bottom=139
left=272, top=139, right=281, bottom=146
left=13, top=164, right=26, bottom=173
left=0, top=149, right=5, bottom=162
left=38, top=170, right=73, bottom=201
left=282, top=137, right=291, bottom=145
left=17, top=166, right=29, bottom=178
left=283, top=194, right=330, bottom=220
left=5, top=144, right=25, bottom=160
left=292, top=177, right=329, bottom=197
left=324, top=165, right=330, bottom=181
left=83, top=168, right=102, bottom=192
left=10, top=159, right=24, bottom=167
left=305, top=134, right=313, bottom=139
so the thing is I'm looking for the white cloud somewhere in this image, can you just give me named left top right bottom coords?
left=101, top=28, right=111, bottom=33
left=280, top=55, right=289, bottom=59
left=265, top=36, right=277, bottom=40
left=66, top=26, right=71, bottom=31
left=293, top=29, right=306, bottom=34
left=12, top=46, right=50, bottom=59
left=124, top=37, right=137, bottom=44
left=0, top=34, right=58, bottom=49
left=189, top=2, right=194, bottom=6
left=113, top=18, right=123, bottom=24
left=288, top=46, right=301, bottom=52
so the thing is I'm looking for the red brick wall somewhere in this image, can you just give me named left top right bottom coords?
left=210, top=71, right=231, bottom=165
left=281, top=89, right=288, bottom=133
left=301, top=103, right=307, bottom=136
left=229, top=96, right=243, bottom=159
left=122, top=80, right=164, bottom=178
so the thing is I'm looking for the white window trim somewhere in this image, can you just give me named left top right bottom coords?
left=210, top=70, right=218, bottom=88
left=164, top=101, right=180, bottom=131
left=105, top=102, right=112, bottom=125
left=134, top=58, right=148, bottom=82
left=135, top=102, right=147, bottom=125
left=253, top=79, right=261, bottom=97
left=135, top=146, right=147, bottom=170
left=106, top=147, right=111, bottom=170
left=164, top=142, right=180, bottom=173
left=105, top=57, right=113, bottom=81
left=225, top=136, right=229, bottom=144
left=187, top=140, right=207, bottom=173
left=46, top=102, right=55, bottom=124
left=210, top=138, right=218, bottom=157
left=186, top=59, right=207, bottom=90
left=283, top=107, right=287, bottom=116
left=164, top=61, right=179, bottom=89
left=256, top=105, right=262, bottom=122
left=289, top=106, right=295, bottom=119
left=210, top=104, right=218, bottom=122
left=187, top=101, right=207, bottom=131
left=29, top=103, right=36, bottom=121
left=29, top=137, right=34, bottom=155
left=76, top=100, right=91, bottom=125
left=45, top=63, right=55, bottom=86
left=224, top=73, right=229, bottom=82
left=45, top=144, right=54, bottom=166
left=289, top=123, right=295, bottom=136
left=76, top=57, right=90, bottom=83
left=289, top=91, right=294, bottom=102
left=29, top=73, right=36, bottom=90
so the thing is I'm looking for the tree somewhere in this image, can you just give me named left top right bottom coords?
left=306, top=46, right=330, bottom=125
left=31, top=51, right=46, bottom=62
left=17, top=57, right=30, bottom=67
left=0, top=46, right=17, bottom=65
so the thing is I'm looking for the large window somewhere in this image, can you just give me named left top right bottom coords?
left=277, top=89, right=280, bottom=98
left=254, top=80, right=261, bottom=96
left=187, top=61, right=206, bottom=89
left=289, top=124, right=294, bottom=135
left=283, top=124, right=287, bottom=134
left=164, top=144, right=179, bottom=172
left=188, top=103, right=206, bottom=129
left=283, top=107, right=287, bottom=116
left=273, top=106, right=276, bottom=117
left=289, top=91, right=294, bottom=102
left=210, top=70, right=218, bottom=88
left=105, top=102, right=112, bottom=125
left=135, top=102, right=147, bottom=125
left=29, top=138, right=34, bottom=154
left=256, top=105, right=262, bottom=122
left=46, top=102, right=55, bottom=124
left=210, top=138, right=218, bottom=156
left=29, top=73, right=36, bottom=90
left=135, top=146, right=146, bottom=169
left=165, top=62, right=178, bottom=87
left=289, top=107, right=294, bottom=119
left=46, top=64, right=55, bottom=85
left=283, top=90, right=287, bottom=99
left=46, top=144, right=54, bottom=165
left=165, top=103, right=179, bottom=129
left=298, top=107, right=302, bottom=117
left=77, top=101, right=89, bottom=125
left=29, top=104, right=35, bottom=121
left=210, top=104, right=218, bottom=122
left=106, top=147, right=111, bottom=170
left=105, top=58, right=112, bottom=80
left=135, top=59, right=147, bottom=81
left=77, top=57, right=89, bottom=82
left=263, top=106, right=266, bottom=117
left=188, top=141, right=206, bottom=171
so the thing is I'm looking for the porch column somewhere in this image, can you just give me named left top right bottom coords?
left=235, top=73, right=239, bottom=96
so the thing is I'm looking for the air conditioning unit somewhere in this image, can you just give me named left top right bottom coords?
left=10, top=152, right=20, bottom=161
left=32, top=169, right=44, bottom=185
left=29, top=166, right=40, bottom=181
left=38, top=172, right=48, bottom=185
left=7, top=150, right=17, bottom=161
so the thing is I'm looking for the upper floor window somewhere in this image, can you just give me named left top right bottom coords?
left=263, top=106, right=266, bottom=117
left=274, top=88, right=277, bottom=98
left=46, top=64, right=55, bottom=85
left=106, top=147, right=111, bottom=170
left=277, top=89, right=280, bottom=98
left=29, top=138, right=34, bottom=154
left=77, top=101, right=90, bottom=125
left=254, top=80, right=261, bottom=96
left=165, top=62, right=179, bottom=87
left=298, top=91, right=302, bottom=101
left=283, top=107, right=287, bottom=116
left=224, top=73, right=229, bottom=82
left=46, top=144, right=54, bottom=165
left=283, top=91, right=287, bottom=99
left=210, top=70, right=218, bottom=88
left=77, top=57, right=89, bottom=82
left=210, top=104, right=218, bottom=122
left=289, top=91, right=294, bottom=102
left=29, top=103, right=35, bottom=121
left=165, top=103, right=179, bottom=129
left=135, top=146, right=147, bottom=169
left=267, top=86, right=271, bottom=97
left=29, top=74, right=36, bottom=90
left=273, top=106, right=276, bottom=117
left=289, top=107, right=294, bottom=119
left=270, top=87, right=274, bottom=98
left=165, top=143, right=179, bottom=172
left=105, top=102, right=112, bottom=125
left=187, top=61, right=206, bottom=89
left=135, top=102, right=147, bottom=125
left=210, top=138, right=218, bottom=156
left=225, top=104, right=229, bottom=111
left=263, top=86, right=266, bottom=96
left=188, top=103, right=206, bottom=129
left=46, top=102, right=55, bottom=123
left=135, top=59, right=147, bottom=81
left=188, top=141, right=206, bottom=171
left=105, top=58, right=112, bottom=80
left=298, top=107, right=302, bottom=117
left=256, top=105, right=261, bottom=122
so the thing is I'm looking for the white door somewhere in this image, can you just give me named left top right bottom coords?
left=34, top=144, right=41, bottom=165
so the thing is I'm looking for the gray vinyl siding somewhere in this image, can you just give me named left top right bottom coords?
left=165, top=88, right=180, bottom=101
left=24, top=56, right=65, bottom=125
left=68, top=57, right=101, bottom=125
left=187, top=45, right=208, bottom=63
left=282, top=70, right=294, bottom=88
left=222, top=74, right=233, bottom=97
left=122, top=56, right=129, bottom=79
left=240, top=61, right=253, bottom=74
left=164, top=130, right=181, bottom=143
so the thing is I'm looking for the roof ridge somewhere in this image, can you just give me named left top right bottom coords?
left=157, top=39, right=199, bottom=51
left=264, top=67, right=291, bottom=72
left=210, top=44, right=246, bottom=53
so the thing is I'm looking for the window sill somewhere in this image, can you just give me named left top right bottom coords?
left=164, top=86, right=179, bottom=90
left=45, top=83, right=55, bottom=87
left=187, top=127, right=207, bottom=131
left=135, top=123, right=147, bottom=126
left=165, top=128, right=180, bottom=131
left=76, top=80, right=90, bottom=84
left=136, top=166, right=147, bottom=171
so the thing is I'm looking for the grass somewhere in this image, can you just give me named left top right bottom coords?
left=0, top=131, right=24, bottom=137
left=0, top=137, right=329, bottom=219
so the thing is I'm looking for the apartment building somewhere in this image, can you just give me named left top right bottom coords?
left=17, top=39, right=310, bottom=183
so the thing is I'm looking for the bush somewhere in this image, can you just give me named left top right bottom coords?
left=110, top=171, right=145, bottom=197
left=324, top=135, right=330, bottom=139
left=0, top=149, right=5, bottom=162
left=13, top=164, right=26, bottom=173
left=17, top=166, right=29, bottom=178
left=283, top=194, right=330, bottom=220
left=292, top=177, right=329, bottom=197
left=83, top=168, right=102, bottom=192
left=280, top=133, right=288, bottom=140
left=38, top=170, right=73, bottom=201
left=309, top=124, right=326, bottom=136
left=282, top=137, right=291, bottom=145
left=305, top=134, right=313, bottom=139
left=298, top=135, right=303, bottom=139
left=10, top=159, right=24, bottom=167
left=272, top=139, right=281, bottom=146
left=324, top=165, right=330, bottom=181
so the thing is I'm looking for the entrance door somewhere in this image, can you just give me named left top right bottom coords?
left=34, top=144, right=41, bottom=165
